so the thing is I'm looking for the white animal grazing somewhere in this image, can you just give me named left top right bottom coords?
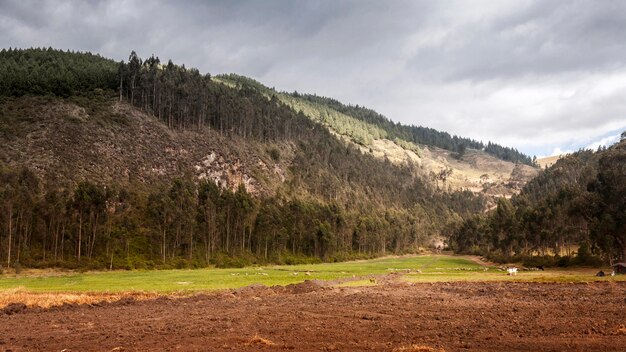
left=507, top=267, right=518, bottom=276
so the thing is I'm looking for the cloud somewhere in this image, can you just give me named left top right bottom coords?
left=585, top=134, right=621, bottom=151
left=1, top=0, right=625, bottom=156
left=549, top=147, right=573, bottom=157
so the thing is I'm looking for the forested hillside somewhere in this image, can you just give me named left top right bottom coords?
left=0, top=48, right=488, bottom=269
left=218, top=74, right=536, bottom=166
left=449, top=139, right=626, bottom=265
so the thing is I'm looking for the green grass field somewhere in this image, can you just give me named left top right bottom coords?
left=0, top=255, right=623, bottom=294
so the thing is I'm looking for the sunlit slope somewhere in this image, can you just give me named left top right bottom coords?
left=215, top=75, right=538, bottom=197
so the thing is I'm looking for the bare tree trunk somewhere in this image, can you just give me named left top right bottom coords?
left=242, top=225, right=245, bottom=253
left=77, top=211, right=82, bottom=261
left=189, top=229, right=193, bottom=261
left=6, top=206, right=12, bottom=268
left=162, top=217, right=166, bottom=264
left=226, top=207, right=230, bottom=253
left=89, top=213, right=99, bottom=259
left=54, top=220, right=60, bottom=262
left=119, top=75, right=123, bottom=102
left=16, top=210, right=22, bottom=263
left=60, top=224, right=65, bottom=261
left=43, top=220, right=49, bottom=262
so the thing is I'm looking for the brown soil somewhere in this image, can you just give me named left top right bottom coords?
left=1, top=281, right=626, bottom=351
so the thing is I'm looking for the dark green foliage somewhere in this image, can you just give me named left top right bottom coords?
left=591, top=143, right=626, bottom=262
left=116, top=54, right=318, bottom=142
left=454, top=143, right=467, bottom=160
left=268, top=148, right=280, bottom=162
left=0, top=47, right=118, bottom=97
left=484, top=142, right=535, bottom=166
left=449, top=141, right=626, bottom=264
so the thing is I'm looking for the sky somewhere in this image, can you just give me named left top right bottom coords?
left=1, top=0, right=625, bottom=157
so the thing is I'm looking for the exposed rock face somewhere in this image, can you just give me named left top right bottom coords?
left=195, top=152, right=259, bottom=193
left=346, top=136, right=538, bottom=199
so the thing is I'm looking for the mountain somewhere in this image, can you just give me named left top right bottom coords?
left=0, top=48, right=536, bottom=269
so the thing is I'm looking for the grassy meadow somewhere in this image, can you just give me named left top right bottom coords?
left=1, top=255, right=623, bottom=295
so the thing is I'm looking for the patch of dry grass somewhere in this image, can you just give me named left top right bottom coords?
left=536, top=155, right=563, bottom=168
left=248, top=335, right=276, bottom=346
left=392, top=344, right=446, bottom=352
left=0, top=287, right=161, bottom=308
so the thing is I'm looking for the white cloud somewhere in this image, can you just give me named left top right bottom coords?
left=585, top=134, right=620, bottom=151
left=549, top=147, right=572, bottom=157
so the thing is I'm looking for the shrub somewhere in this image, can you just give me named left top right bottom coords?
left=211, top=253, right=251, bottom=268
left=278, top=252, right=322, bottom=265
left=556, top=255, right=573, bottom=267
left=13, top=262, right=22, bottom=274
left=268, top=148, right=280, bottom=162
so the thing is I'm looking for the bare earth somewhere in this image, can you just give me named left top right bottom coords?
left=2, top=280, right=626, bottom=351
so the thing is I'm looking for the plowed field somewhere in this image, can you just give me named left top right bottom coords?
left=2, top=280, right=626, bottom=351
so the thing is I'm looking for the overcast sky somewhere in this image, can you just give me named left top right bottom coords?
left=2, top=0, right=626, bottom=157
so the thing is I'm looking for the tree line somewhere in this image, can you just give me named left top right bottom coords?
left=0, top=167, right=485, bottom=269
left=0, top=47, right=118, bottom=97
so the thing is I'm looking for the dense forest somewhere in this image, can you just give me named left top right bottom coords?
left=0, top=166, right=486, bottom=269
left=0, top=47, right=118, bottom=96
left=0, top=48, right=487, bottom=269
left=449, top=139, right=626, bottom=265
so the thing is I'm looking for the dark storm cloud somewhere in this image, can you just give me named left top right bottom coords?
left=1, top=0, right=625, bottom=156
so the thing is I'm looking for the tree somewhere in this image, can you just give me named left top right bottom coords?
left=0, top=171, right=17, bottom=268
left=127, top=51, right=141, bottom=104
left=147, top=188, right=173, bottom=264
left=117, top=60, right=125, bottom=102
left=455, top=143, right=467, bottom=160
left=71, top=182, right=104, bottom=261
left=594, top=144, right=626, bottom=262
left=198, top=181, right=220, bottom=263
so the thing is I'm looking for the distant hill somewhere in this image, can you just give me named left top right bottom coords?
left=216, top=74, right=539, bottom=201
left=217, top=73, right=537, bottom=166
left=450, top=140, right=626, bottom=264
left=536, top=155, right=563, bottom=169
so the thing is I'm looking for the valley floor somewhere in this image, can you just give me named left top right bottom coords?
left=2, top=279, right=626, bottom=351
